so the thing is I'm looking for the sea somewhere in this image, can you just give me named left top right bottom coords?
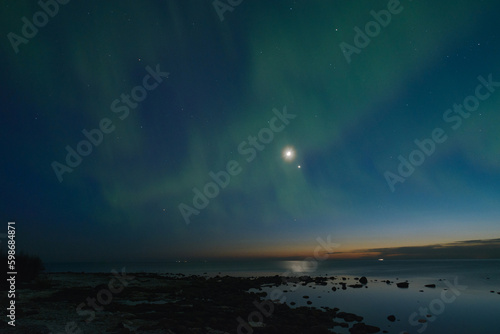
left=45, top=259, right=500, bottom=334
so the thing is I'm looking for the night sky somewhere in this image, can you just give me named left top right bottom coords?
left=1, top=0, right=500, bottom=262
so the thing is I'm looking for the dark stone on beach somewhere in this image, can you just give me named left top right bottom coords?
left=342, top=277, right=347, bottom=280
left=307, top=300, right=312, bottom=305
left=359, top=276, right=368, bottom=284
left=348, top=284, right=363, bottom=288
left=387, top=315, right=396, bottom=322
left=396, top=282, right=409, bottom=288
left=314, top=277, right=328, bottom=285
left=337, top=311, right=363, bottom=322
left=332, top=287, right=337, bottom=291
left=497, top=292, right=500, bottom=295
left=349, top=323, right=381, bottom=334
left=290, top=301, right=296, bottom=305
left=490, top=290, right=495, bottom=293
left=419, top=290, right=424, bottom=292
left=425, top=284, right=436, bottom=288
left=303, top=295, right=309, bottom=298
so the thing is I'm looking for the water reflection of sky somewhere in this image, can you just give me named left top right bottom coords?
left=253, top=275, right=500, bottom=334
left=241, top=260, right=500, bottom=334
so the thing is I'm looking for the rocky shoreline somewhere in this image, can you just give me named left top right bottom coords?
left=0, top=272, right=460, bottom=334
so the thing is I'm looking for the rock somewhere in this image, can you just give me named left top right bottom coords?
left=359, top=276, right=368, bottom=284
left=332, top=287, right=337, bottom=291
left=387, top=315, right=396, bottom=322
left=307, top=300, right=312, bottom=305
left=349, top=323, right=381, bottom=334
left=425, top=284, right=436, bottom=288
left=348, top=284, right=363, bottom=288
left=396, top=282, right=409, bottom=288
left=337, top=312, right=363, bottom=322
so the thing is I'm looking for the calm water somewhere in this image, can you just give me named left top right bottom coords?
left=46, top=259, right=500, bottom=333
left=45, top=259, right=500, bottom=279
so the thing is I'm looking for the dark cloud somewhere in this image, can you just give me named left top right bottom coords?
left=344, top=238, right=500, bottom=259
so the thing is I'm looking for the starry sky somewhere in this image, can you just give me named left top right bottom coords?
left=1, top=0, right=500, bottom=262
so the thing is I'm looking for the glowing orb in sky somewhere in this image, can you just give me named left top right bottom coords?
left=282, top=146, right=296, bottom=162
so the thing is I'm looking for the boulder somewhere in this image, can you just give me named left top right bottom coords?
left=349, top=323, right=381, bottom=334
